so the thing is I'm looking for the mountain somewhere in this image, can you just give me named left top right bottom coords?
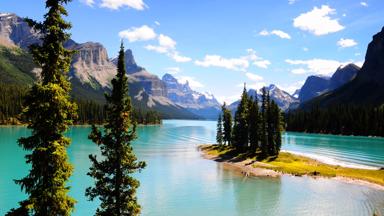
left=229, top=84, right=299, bottom=112
left=298, top=64, right=359, bottom=103
left=162, top=73, right=221, bottom=119
left=0, top=12, right=199, bottom=119
left=302, top=27, right=384, bottom=108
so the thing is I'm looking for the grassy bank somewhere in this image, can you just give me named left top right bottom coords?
left=200, top=144, right=384, bottom=187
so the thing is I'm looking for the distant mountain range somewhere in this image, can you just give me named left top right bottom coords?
left=0, top=12, right=222, bottom=119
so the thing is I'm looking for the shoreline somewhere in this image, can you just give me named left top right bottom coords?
left=199, top=145, right=384, bottom=191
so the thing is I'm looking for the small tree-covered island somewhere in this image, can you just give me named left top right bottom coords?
left=1, top=0, right=384, bottom=215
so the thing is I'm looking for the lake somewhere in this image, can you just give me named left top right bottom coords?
left=1, top=120, right=383, bottom=215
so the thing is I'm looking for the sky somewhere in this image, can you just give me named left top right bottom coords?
left=1, top=0, right=384, bottom=103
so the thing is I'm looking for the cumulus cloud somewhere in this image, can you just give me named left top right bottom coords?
left=119, top=25, right=156, bottom=42
left=293, top=5, right=344, bottom=35
left=259, top=29, right=291, bottom=39
left=303, top=47, right=309, bottom=52
left=288, top=0, right=297, bottom=5
left=100, top=0, right=147, bottom=10
left=144, top=34, right=192, bottom=63
left=155, top=21, right=161, bottom=26
left=286, top=58, right=361, bottom=76
left=245, top=72, right=263, bottom=81
left=337, top=38, right=357, bottom=48
left=360, top=2, right=368, bottom=7
left=195, top=49, right=270, bottom=71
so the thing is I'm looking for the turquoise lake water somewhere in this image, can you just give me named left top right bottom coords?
left=1, top=120, right=384, bottom=215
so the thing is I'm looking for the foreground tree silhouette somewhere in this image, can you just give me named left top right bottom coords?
left=7, top=0, right=77, bottom=215
left=86, top=43, right=146, bottom=216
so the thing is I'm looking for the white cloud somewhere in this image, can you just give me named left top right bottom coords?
left=303, top=47, right=309, bottom=52
left=291, top=68, right=307, bottom=75
left=293, top=5, right=344, bottom=36
left=195, top=49, right=270, bottom=71
left=144, top=33, right=191, bottom=63
left=195, top=55, right=249, bottom=71
left=245, top=72, right=263, bottom=81
left=100, top=0, right=147, bottom=10
left=286, top=58, right=361, bottom=76
left=248, top=82, right=267, bottom=91
left=177, top=76, right=203, bottom=88
left=288, top=0, right=297, bottom=5
left=337, top=38, right=357, bottom=48
left=170, top=52, right=192, bottom=63
left=164, top=67, right=180, bottom=75
left=278, top=80, right=305, bottom=94
left=155, top=21, right=160, bottom=26
left=253, top=60, right=271, bottom=69
left=81, top=0, right=95, bottom=6
left=259, top=29, right=291, bottom=39
left=119, top=25, right=156, bottom=42
left=216, top=94, right=242, bottom=105
left=360, top=2, right=368, bottom=7
left=355, top=53, right=361, bottom=56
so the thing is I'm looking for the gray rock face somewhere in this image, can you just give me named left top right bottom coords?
left=162, top=73, right=221, bottom=119
left=111, top=49, right=143, bottom=74
left=299, top=64, right=359, bottom=103
left=0, top=13, right=40, bottom=49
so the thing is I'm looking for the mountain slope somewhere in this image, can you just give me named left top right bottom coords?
left=302, top=27, right=384, bottom=108
left=162, top=73, right=221, bottom=119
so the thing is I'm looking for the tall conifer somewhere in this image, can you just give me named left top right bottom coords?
left=216, top=114, right=224, bottom=145
left=8, top=0, right=77, bottom=215
left=86, top=43, right=146, bottom=216
left=232, top=84, right=249, bottom=150
left=248, top=95, right=259, bottom=152
left=222, top=103, right=232, bottom=145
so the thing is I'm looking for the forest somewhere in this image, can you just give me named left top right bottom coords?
left=286, top=105, right=384, bottom=137
left=0, top=84, right=161, bottom=125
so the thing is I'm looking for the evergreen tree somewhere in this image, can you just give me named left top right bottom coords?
left=216, top=114, right=224, bottom=145
left=222, top=103, right=233, bottom=145
left=271, top=101, right=282, bottom=154
left=260, top=87, right=268, bottom=157
left=86, top=43, right=146, bottom=216
left=266, top=91, right=276, bottom=156
left=248, top=95, right=260, bottom=152
left=232, top=84, right=249, bottom=150
left=8, top=0, right=77, bottom=215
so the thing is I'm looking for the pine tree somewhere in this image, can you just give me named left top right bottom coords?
left=248, top=95, right=260, bottom=152
left=272, top=101, right=282, bottom=155
left=86, top=43, right=146, bottom=216
left=216, top=114, right=224, bottom=145
left=232, top=84, right=249, bottom=150
left=7, top=0, right=77, bottom=215
left=222, top=103, right=233, bottom=145
left=266, top=91, right=276, bottom=156
left=260, top=87, right=269, bottom=158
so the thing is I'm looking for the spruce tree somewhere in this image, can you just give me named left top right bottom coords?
left=222, top=103, right=233, bottom=145
left=266, top=91, right=276, bottom=156
left=216, top=114, right=224, bottom=145
left=232, top=84, right=249, bottom=150
left=86, top=43, right=146, bottom=216
left=248, top=95, right=260, bottom=152
left=260, top=87, right=269, bottom=157
left=7, top=0, right=77, bottom=215
left=271, top=101, right=282, bottom=155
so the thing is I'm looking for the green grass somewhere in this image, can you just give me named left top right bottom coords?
left=200, top=144, right=384, bottom=186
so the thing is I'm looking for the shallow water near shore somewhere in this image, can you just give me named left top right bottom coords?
left=1, top=120, right=384, bottom=215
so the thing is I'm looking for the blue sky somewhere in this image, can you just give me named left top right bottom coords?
left=1, top=0, right=383, bottom=103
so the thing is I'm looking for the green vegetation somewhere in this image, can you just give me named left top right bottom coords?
left=286, top=105, right=384, bottom=137
left=217, top=85, right=283, bottom=158
left=86, top=43, right=146, bottom=215
left=201, top=144, right=384, bottom=186
left=7, top=0, right=77, bottom=214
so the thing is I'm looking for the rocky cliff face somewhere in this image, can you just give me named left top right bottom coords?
left=0, top=13, right=40, bottom=49
left=111, top=49, right=143, bottom=74
left=162, top=73, right=221, bottom=119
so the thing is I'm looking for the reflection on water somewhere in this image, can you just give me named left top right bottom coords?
left=0, top=121, right=384, bottom=215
